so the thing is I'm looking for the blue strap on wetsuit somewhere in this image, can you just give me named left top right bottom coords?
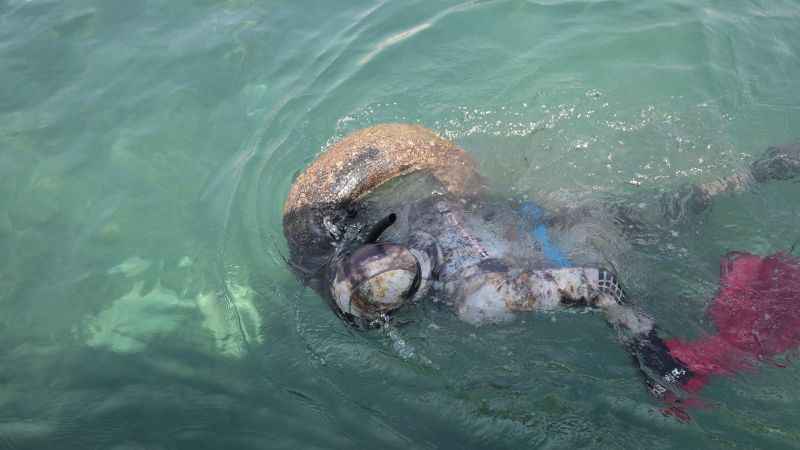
left=519, top=201, right=572, bottom=268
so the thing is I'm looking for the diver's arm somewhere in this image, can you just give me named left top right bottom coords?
left=503, top=267, right=627, bottom=311
left=593, top=295, right=696, bottom=398
left=508, top=268, right=696, bottom=398
left=456, top=265, right=695, bottom=397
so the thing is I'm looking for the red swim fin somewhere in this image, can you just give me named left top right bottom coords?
left=665, top=252, right=800, bottom=392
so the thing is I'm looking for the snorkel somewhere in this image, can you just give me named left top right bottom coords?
left=283, top=124, right=481, bottom=325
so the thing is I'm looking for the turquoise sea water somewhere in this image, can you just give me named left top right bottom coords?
left=1, top=0, right=800, bottom=448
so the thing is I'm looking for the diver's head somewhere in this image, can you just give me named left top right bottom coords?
left=331, top=243, right=422, bottom=322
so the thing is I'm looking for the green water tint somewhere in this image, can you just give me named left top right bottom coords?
left=1, top=0, right=799, bottom=448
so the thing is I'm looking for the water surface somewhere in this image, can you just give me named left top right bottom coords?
left=1, top=0, right=799, bottom=448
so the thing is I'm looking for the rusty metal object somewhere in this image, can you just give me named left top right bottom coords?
left=284, top=123, right=481, bottom=216
left=282, top=123, right=483, bottom=296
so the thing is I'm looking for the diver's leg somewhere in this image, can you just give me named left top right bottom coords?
left=670, top=141, right=800, bottom=220
left=750, top=141, right=800, bottom=182
left=624, top=141, right=800, bottom=227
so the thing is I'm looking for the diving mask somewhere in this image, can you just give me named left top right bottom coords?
left=331, top=242, right=422, bottom=321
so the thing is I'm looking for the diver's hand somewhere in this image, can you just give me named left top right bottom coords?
left=629, top=329, right=695, bottom=399
left=581, top=270, right=693, bottom=397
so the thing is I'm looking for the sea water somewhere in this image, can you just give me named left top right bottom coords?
left=1, top=1, right=799, bottom=448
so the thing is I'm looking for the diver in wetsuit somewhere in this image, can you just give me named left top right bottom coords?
left=283, top=124, right=800, bottom=399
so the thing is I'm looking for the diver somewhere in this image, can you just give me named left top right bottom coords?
left=282, top=123, right=800, bottom=401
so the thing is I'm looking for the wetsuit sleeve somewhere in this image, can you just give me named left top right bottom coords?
left=454, top=266, right=622, bottom=323
left=503, top=267, right=627, bottom=311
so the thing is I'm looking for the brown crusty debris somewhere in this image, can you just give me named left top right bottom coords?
left=283, top=123, right=483, bottom=217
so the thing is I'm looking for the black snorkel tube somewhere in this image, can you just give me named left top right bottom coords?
left=364, top=213, right=397, bottom=244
